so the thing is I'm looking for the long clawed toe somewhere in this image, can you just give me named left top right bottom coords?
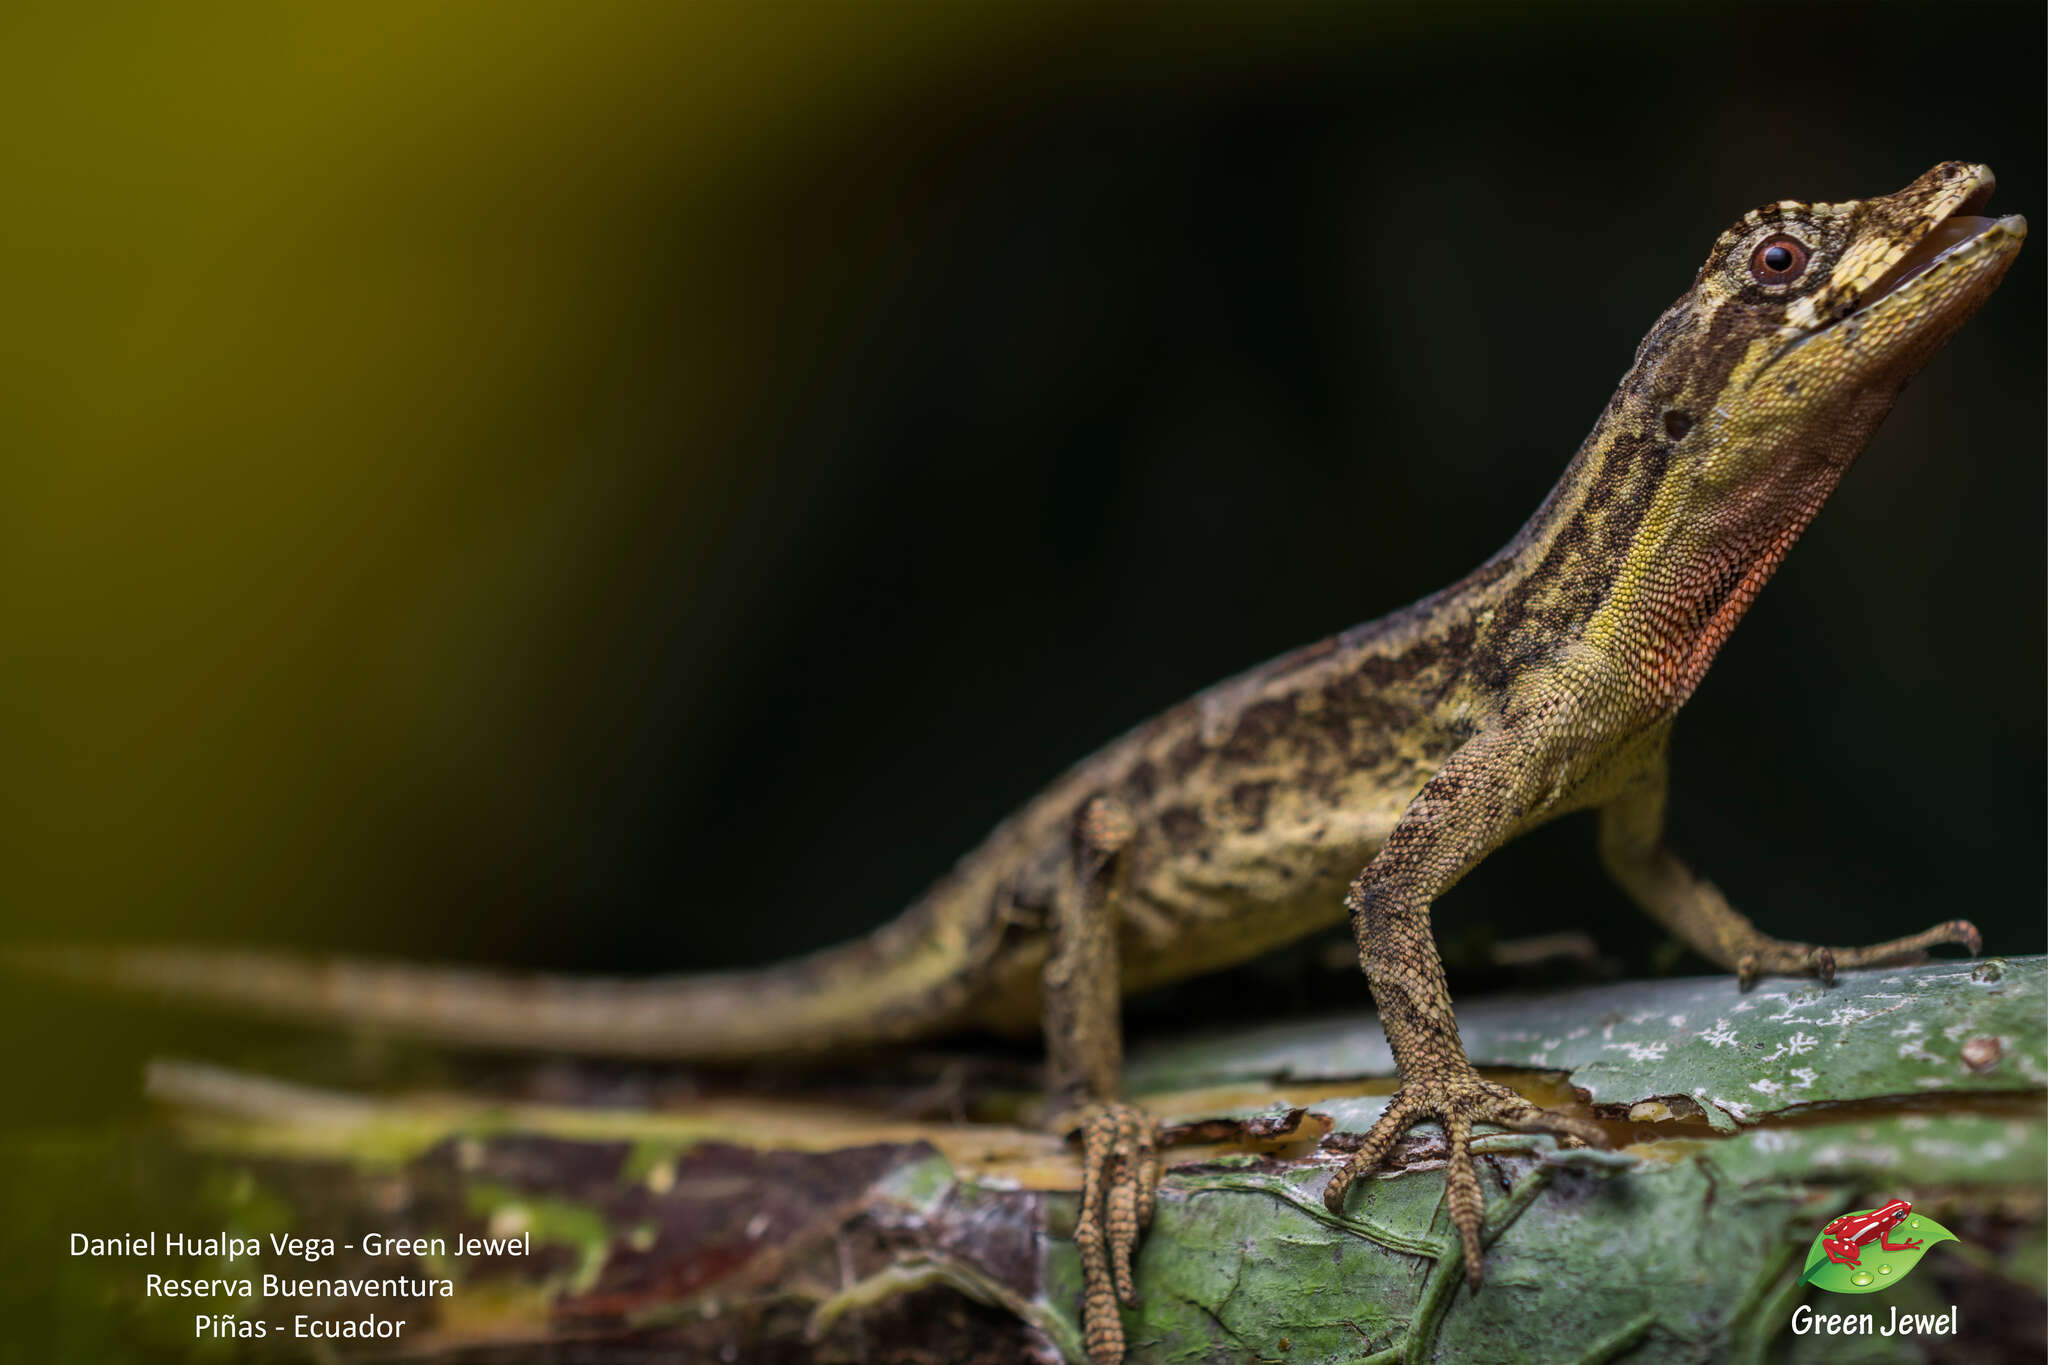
left=1073, top=1104, right=1158, bottom=1365
left=1734, top=918, right=1981, bottom=991
left=1321, top=1073, right=1609, bottom=1290
left=1320, top=1094, right=1413, bottom=1215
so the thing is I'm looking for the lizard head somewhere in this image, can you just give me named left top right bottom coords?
left=1538, top=165, right=2026, bottom=700
left=1572, top=163, right=2024, bottom=699
left=1639, top=161, right=2024, bottom=493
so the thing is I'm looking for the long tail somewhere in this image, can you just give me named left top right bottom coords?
left=5, top=909, right=986, bottom=1061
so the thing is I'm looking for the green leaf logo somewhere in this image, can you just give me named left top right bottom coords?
left=1800, top=1209, right=1959, bottom=1294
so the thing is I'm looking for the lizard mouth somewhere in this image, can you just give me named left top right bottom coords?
left=1840, top=179, right=2021, bottom=322
left=1766, top=174, right=2025, bottom=376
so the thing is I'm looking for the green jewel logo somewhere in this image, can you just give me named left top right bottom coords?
left=1799, top=1199, right=1959, bottom=1294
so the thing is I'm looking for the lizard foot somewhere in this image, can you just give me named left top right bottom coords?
left=1733, top=919, right=1980, bottom=990
left=1072, top=1103, right=1158, bottom=1365
left=1321, top=1070, right=1607, bottom=1289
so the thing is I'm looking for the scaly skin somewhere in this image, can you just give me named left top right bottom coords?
left=10, top=165, right=2024, bottom=1364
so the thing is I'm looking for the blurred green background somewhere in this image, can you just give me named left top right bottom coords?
left=2, top=0, right=2041, bottom=1069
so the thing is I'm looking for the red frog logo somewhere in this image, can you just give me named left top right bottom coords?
left=1801, top=1197, right=1957, bottom=1292
left=1818, top=1198, right=1922, bottom=1268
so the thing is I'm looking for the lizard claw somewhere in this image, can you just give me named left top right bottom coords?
left=1073, top=1103, right=1157, bottom=1365
left=1322, top=1072, right=1608, bottom=1288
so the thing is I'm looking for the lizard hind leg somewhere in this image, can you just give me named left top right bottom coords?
left=1043, top=795, right=1160, bottom=1365
left=1074, top=1104, right=1158, bottom=1359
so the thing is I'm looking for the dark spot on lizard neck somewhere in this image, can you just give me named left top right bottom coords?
left=1124, top=759, right=1157, bottom=802
left=1220, top=698, right=1299, bottom=763
left=1157, top=804, right=1207, bottom=851
left=1229, top=780, right=1274, bottom=832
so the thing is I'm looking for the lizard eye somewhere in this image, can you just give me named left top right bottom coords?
left=1749, top=234, right=1810, bottom=285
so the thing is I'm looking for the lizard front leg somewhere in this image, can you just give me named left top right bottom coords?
left=1322, top=729, right=1609, bottom=1285
left=1597, top=745, right=1980, bottom=989
left=1043, top=795, right=1156, bottom=1365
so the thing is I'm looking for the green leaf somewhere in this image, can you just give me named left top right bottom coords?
left=1128, top=957, right=2044, bottom=1131
left=1798, top=1212, right=1960, bottom=1294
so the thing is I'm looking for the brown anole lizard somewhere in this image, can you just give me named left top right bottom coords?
left=14, top=163, right=2025, bottom=1364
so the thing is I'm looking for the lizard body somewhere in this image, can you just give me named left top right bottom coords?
left=15, top=163, right=2025, bottom=1365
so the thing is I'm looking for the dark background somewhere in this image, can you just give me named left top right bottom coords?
left=3, top=1, right=2042, bottom=1078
